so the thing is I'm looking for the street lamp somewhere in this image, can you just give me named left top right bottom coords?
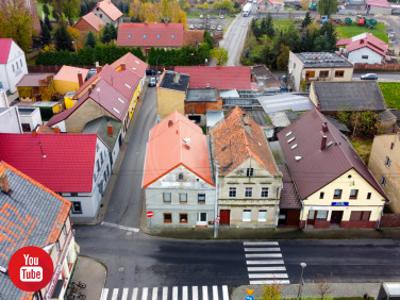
left=297, top=262, right=307, bottom=299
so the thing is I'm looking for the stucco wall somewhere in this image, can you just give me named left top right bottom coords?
left=348, top=47, right=384, bottom=64
left=0, top=107, right=22, bottom=133
left=54, top=79, right=80, bottom=95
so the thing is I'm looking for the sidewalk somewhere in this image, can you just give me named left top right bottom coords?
left=68, top=256, right=107, bottom=300
left=232, top=283, right=381, bottom=300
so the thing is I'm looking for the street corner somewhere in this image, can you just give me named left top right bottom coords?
left=67, top=255, right=107, bottom=300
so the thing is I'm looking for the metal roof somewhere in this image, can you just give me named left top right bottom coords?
left=258, top=93, right=313, bottom=114
left=296, top=52, right=353, bottom=68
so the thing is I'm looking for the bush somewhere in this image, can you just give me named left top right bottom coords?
left=147, top=44, right=211, bottom=66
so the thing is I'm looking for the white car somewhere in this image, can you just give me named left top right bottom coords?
left=219, top=14, right=224, bottom=19
left=200, top=14, right=204, bottom=18
left=189, top=24, right=194, bottom=30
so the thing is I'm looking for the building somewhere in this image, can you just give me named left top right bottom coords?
left=18, top=106, right=42, bottom=132
left=185, top=88, right=222, bottom=125
left=0, top=106, right=22, bottom=133
left=366, top=0, right=392, bottom=14
left=110, top=52, right=148, bottom=90
left=337, top=33, right=388, bottom=64
left=142, top=111, right=216, bottom=228
left=369, top=133, right=400, bottom=213
left=92, top=0, right=123, bottom=26
left=251, top=65, right=281, bottom=92
left=0, top=161, right=79, bottom=300
left=175, top=66, right=252, bottom=90
left=278, top=109, right=386, bottom=229
left=0, top=133, right=112, bottom=221
left=210, top=107, right=283, bottom=228
left=157, top=70, right=190, bottom=119
left=288, top=52, right=353, bottom=91
left=53, top=66, right=89, bottom=95
left=310, top=81, right=386, bottom=113
left=0, top=38, right=28, bottom=93
left=16, top=73, right=56, bottom=102
left=74, top=11, right=105, bottom=34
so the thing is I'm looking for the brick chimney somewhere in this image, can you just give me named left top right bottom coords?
left=321, top=135, right=327, bottom=151
left=77, top=72, right=84, bottom=87
left=322, top=122, right=328, bottom=133
left=0, top=167, right=10, bottom=194
left=107, top=122, right=113, bottom=137
left=96, top=66, right=102, bottom=73
left=120, top=64, right=126, bottom=71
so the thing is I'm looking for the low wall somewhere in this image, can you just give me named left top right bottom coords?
left=354, top=63, right=400, bottom=72
left=381, top=214, right=400, bottom=227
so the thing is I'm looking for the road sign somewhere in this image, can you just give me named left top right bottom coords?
left=146, top=211, right=154, bottom=218
left=245, top=296, right=254, bottom=300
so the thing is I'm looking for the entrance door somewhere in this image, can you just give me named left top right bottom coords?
left=330, top=211, right=343, bottom=224
left=219, top=210, right=230, bottom=225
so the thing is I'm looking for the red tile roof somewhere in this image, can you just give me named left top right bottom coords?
left=95, top=0, right=123, bottom=21
left=0, top=38, right=13, bottom=64
left=77, top=12, right=105, bottom=32
left=175, top=66, right=252, bottom=90
left=54, top=65, right=89, bottom=83
left=117, top=23, right=184, bottom=47
left=0, top=133, right=98, bottom=193
left=336, top=33, right=388, bottom=57
left=277, top=109, right=386, bottom=199
left=142, top=111, right=214, bottom=188
left=366, top=0, right=390, bottom=7
left=110, top=52, right=148, bottom=79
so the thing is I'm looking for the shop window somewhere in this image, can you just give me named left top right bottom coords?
left=305, top=70, right=315, bottom=78
left=163, top=213, right=172, bottom=223
left=350, top=189, right=358, bottom=200
left=350, top=211, right=371, bottom=221
left=242, top=209, right=251, bottom=222
left=333, top=189, right=342, bottom=199
left=316, top=210, right=328, bottom=220
left=179, top=213, right=188, bottom=224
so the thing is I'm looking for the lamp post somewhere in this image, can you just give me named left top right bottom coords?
left=297, top=262, right=307, bottom=299
left=213, top=161, right=219, bottom=239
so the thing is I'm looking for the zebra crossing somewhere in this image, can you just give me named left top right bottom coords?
left=100, top=285, right=230, bottom=300
left=244, top=241, right=290, bottom=285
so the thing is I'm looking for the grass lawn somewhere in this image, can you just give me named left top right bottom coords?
left=351, top=138, right=373, bottom=163
left=273, top=19, right=296, bottom=31
left=336, top=22, right=388, bottom=43
left=379, top=82, right=400, bottom=110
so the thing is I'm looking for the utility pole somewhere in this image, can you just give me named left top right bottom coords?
left=297, top=262, right=307, bottom=299
left=213, top=161, right=219, bottom=239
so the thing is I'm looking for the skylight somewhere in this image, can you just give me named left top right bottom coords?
left=285, top=131, right=293, bottom=137
left=290, top=144, right=298, bottom=150
left=295, top=156, right=302, bottom=161
left=117, top=97, right=125, bottom=103
left=124, top=83, right=131, bottom=89
left=113, top=107, right=121, bottom=114
left=287, top=137, right=295, bottom=143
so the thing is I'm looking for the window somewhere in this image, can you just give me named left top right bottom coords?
left=128, top=33, right=132, bottom=39
left=96, top=160, right=100, bottom=172
left=333, top=189, right=342, bottom=199
left=361, top=55, right=369, bottom=59
left=70, top=192, right=78, bottom=197
left=99, top=13, right=103, bottom=18
left=385, top=156, right=391, bottom=167
left=380, top=176, right=386, bottom=186
left=367, top=192, right=372, bottom=200
left=163, top=192, right=171, bottom=203
left=229, top=187, right=236, bottom=197
left=242, top=209, right=251, bottom=222
left=21, top=123, right=31, bottom=132
left=71, top=202, right=82, bottom=214
left=98, top=181, right=104, bottom=195
left=198, top=193, right=206, bottom=204
left=261, top=187, right=269, bottom=198
left=316, top=210, right=328, bottom=220
left=350, top=189, right=358, bottom=200
left=246, top=168, right=254, bottom=177
left=319, top=70, right=329, bottom=78
left=12, top=64, right=15, bottom=72
left=308, top=210, right=315, bottom=220
left=143, top=34, right=147, bottom=39
left=350, top=211, right=371, bottom=221
left=179, top=193, right=187, bottom=203
left=335, top=70, right=344, bottom=77
left=100, top=152, right=104, bottom=165
left=319, top=192, right=324, bottom=199
left=178, top=173, right=184, bottom=181
left=20, top=59, right=22, bottom=67
left=245, top=187, right=252, bottom=197
left=258, top=210, right=267, bottom=222
left=391, top=142, right=395, bottom=150
left=198, top=212, right=207, bottom=222
left=179, top=213, right=188, bottom=224
left=305, top=70, right=315, bottom=78
left=163, top=213, right=172, bottom=223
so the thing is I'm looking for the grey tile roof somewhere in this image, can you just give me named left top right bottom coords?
left=296, top=52, right=353, bottom=68
left=313, top=81, right=386, bottom=112
left=160, top=71, right=190, bottom=92
left=186, top=88, right=218, bottom=102
left=83, top=117, right=122, bottom=150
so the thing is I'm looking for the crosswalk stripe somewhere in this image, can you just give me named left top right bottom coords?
left=243, top=241, right=279, bottom=246
left=100, top=288, right=109, bottom=300
left=162, top=287, right=168, bottom=300
left=249, top=273, right=289, bottom=279
left=247, top=266, right=286, bottom=272
left=246, top=260, right=284, bottom=265
left=182, top=286, right=188, bottom=300
left=141, top=288, right=148, bottom=300
left=192, top=286, right=199, bottom=300
left=249, top=280, right=290, bottom=285
left=172, top=286, right=178, bottom=300
left=132, top=288, right=138, bottom=300
left=111, top=288, right=119, bottom=300
left=151, top=287, right=158, bottom=300
left=222, top=285, right=229, bottom=300
left=244, top=247, right=281, bottom=252
left=122, top=288, right=129, bottom=300
left=212, top=285, right=219, bottom=300
left=202, top=286, right=209, bottom=300
left=245, top=253, right=282, bottom=258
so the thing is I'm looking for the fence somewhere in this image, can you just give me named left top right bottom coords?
left=380, top=214, right=400, bottom=227
left=28, top=65, right=96, bottom=73
left=354, top=63, right=400, bottom=72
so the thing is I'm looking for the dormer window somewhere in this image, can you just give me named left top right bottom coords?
left=246, top=168, right=254, bottom=177
left=287, top=137, right=295, bottom=143
left=143, top=34, right=147, bottom=39
left=157, top=34, right=160, bottom=39
left=285, top=131, right=292, bottom=137
left=178, top=173, right=184, bottom=181
left=128, top=34, right=132, bottom=39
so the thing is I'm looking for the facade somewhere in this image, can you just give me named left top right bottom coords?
left=369, top=133, right=400, bottom=213
left=185, top=88, right=222, bottom=125
left=74, top=11, right=105, bottom=34
left=210, top=107, right=283, bottom=228
left=0, top=106, right=22, bottom=133
left=143, top=111, right=216, bottom=228
left=16, top=73, right=56, bottom=102
left=18, top=106, right=42, bottom=132
left=278, top=109, right=386, bottom=229
left=92, top=0, right=123, bottom=26
left=0, top=133, right=112, bottom=221
left=53, top=66, right=89, bottom=95
left=0, top=38, right=28, bottom=93
left=156, top=70, right=189, bottom=119
left=0, top=161, right=79, bottom=300
left=288, top=52, right=353, bottom=91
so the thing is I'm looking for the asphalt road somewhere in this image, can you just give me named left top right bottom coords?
left=353, top=72, right=400, bottom=82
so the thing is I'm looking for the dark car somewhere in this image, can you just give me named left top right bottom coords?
left=146, top=69, right=157, bottom=76
left=360, top=73, right=378, bottom=80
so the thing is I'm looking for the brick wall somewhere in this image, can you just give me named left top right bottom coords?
left=354, top=63, right=400, bottom=72
left=380, top=214, right=400, bottom=227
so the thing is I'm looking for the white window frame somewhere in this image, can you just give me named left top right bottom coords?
left=242, top=209, right=251, bottom=222
left=197, top=212, right=207, bottom=225
left=258, top=209, right=267, bottom=222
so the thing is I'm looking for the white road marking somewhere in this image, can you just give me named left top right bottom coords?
left=202, top=286, right=209, bottom=300
left=121, top=288, right=129, bottom=300
left=192, top=286, right=199, bottom=300
left=243, top=241, right=279, bottom=246
left=249, top=273, right=289, bottom=279
left=222, top=285, right=229, bottom=300
left=172, top=286, right=178, bottom=300
left=249, top=280, right=290, bottom=285
left=131, top=288, right=138, bottom=300
left=101, top=221, right=140, bottom=232
left=141, top=288, right=148, bottom=300
left=244, top=247, right=281, bottom=252
left=247, top=266, right=286, bottom=272
left=162, top=287, right=168, bottom=300
left=100, top=288, right=109, bottom=300
left=245, top=253, right=282, bottom=258
left=152, top=287, right=158, bottom=300
left=212, top=285, right=219, bottom=300
left=182, top=286, right=188, bottom=300
left=111, top=288, right=119, bottom=300
left=246, top=260, right=285, bottom=265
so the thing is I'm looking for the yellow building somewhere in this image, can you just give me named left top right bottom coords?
left=53, top=65, right=89, bottom=95
left=156, top=71, right=189, bottom=119
left=278, top=109, right=386, bottom=229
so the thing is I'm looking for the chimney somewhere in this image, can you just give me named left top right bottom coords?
left=168, top=120, right=173, bottom=127
left=321, top=135, right=327, bottom=151
left=107, top=122, right=113, bottom=137
left=322, top=122, right=328, bottom=133
left=0, top=168, right=10, bottom=194
left=97, top=66, right=102, bottom=73
left=77, top=72, right=84, bottom=87
left=120, top=64, right=126, bottom=71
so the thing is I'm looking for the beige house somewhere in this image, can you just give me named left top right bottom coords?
left=369, top=133, right=400, bottom=213
left=210, top=107, right=283, bottom=228
left=156, top=71, right=189, bottom=120
left=288, top=52, right=353, bottom=92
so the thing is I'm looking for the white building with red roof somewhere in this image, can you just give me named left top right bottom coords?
left=142, top=111, right=216, bottom=228
left=92, top=0, right=123, bottom=26
left=0, top=38, right=28, bottom=93
left=337, top=33, right=388, bottom=64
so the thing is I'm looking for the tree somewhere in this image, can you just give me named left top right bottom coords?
left=129, top=0, right=142, bottom=21
left=54, top=24, right=74, bottom=51
left=40, top=21, right=52, bottom=45
left=276, top=44, right=290, bottom=70
left=211, top=47, right=228, bottom=65
left=44, top=16, right=53, bottom=31
left=317, top=0, right=338, bottom=17
left=351, top=111, right=378, bottom=138
left=262, top=285, right=281, bottom=300
left=43, top=3, right=50, bottom=17
left=264, top=14, right=275, bottom=38
left=317, top=281, right=332, bottom=300
left=62, top=0, right=81, bottom=25
left=319, top=22, right=337, bottom=50
left=212, top=0, right=235, bottom=13
left=101, top=24, right=117, bottom=43
left=85, top=32, right=97, bottom=48
left=0, top=0, right=33, bottom=52
left=302, top=12, right=312, bottom=28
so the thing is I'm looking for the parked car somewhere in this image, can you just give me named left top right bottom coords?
left=189, top=24, right=194, bottom=30
left=219, top=14, right=224, bottom=19
left=148, top=77, right=157, bottom=87
left=210, top=24, right=216, bottom=30
left=217, top=25, right=223, bottom=31
left=146, top=69, right=157, bottom=76
left=360, top=73, right=378, bottom=80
